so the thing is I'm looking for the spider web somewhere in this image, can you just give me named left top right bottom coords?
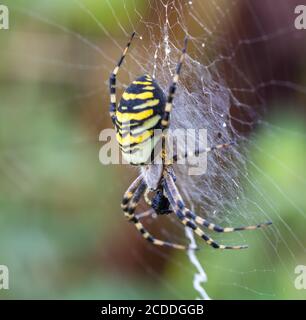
left=1, top=0, right=306, bottom=299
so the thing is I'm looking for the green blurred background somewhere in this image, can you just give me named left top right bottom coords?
left=0, top=0, right=305, bottom=299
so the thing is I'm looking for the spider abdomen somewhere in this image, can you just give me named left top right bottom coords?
left=115, top=74, right=166, bottom=165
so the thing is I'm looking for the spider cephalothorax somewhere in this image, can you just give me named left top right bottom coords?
left=151, top=188, right=172, bottom=215
left=108, top=32, right=272, bottom=250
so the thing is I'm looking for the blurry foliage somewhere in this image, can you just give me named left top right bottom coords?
left=4, top=0, right=146, bottom=35
left=0, top=84, right=120, bottom=298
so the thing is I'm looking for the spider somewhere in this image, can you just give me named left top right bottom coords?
left=108, top=32, right=272, bottom=250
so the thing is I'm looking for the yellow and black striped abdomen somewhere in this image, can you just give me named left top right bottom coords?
left=115, top=74, right=166, bottom=165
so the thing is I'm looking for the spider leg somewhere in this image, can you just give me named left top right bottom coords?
left=186, top=208, right=272, bottom=233
left=163, top=171, right=248, bottom=249
left=161, top=36, right=188, bottom=130
left=167, top=169, right=271, bottom=233
left=144, top=188, right=152, bottom=206
left=163, top=170, right=271, bottom=232
left=135, top=206, right=271, bottom=233
left=121, top=176, right=188, bottom=250
left=109, top=31, right=136, bottom=125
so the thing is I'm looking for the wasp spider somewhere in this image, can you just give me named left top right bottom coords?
left=109, top=32, right=272, bottom=250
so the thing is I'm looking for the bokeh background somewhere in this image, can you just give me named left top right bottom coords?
left=0, top=0, right=305, bottom=299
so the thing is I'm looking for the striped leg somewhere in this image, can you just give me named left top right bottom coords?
left=185, top=208, right=272, bottom=233
left=121, top=174, right=143, bottom=209
left=121, top=176, right=187, bottom=250
left=161, top=36, right=188, bottom=129
left=163, top=171, right=248, bottom=249
left=163, top=168, right=272, bottom=233
left=137, top=204, right=271, bottom=232
left=144, top=188, right=152, bottom=206
left=109, top=31, right=136, bottom=125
